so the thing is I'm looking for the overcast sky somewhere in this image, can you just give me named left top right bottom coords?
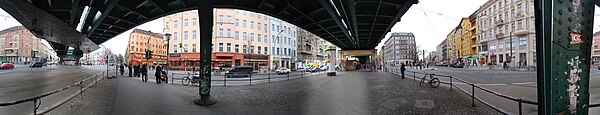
left=1, top=1, right=600, bottom=56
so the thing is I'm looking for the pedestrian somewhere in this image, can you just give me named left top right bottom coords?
left=119, top=64, right=125, bottom=76
left=128, top=63, right=132, bottom=77
left=503, top=61, right=507, bottom=69
left=133, top=64, right=139, bottom=78
left=142, top=64, right=148, bottom=82
left=400, top=63, right=406, bottom=79
left=155, top=65, right=162, bottom=83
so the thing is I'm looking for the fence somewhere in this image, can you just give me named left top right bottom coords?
left=385, top=67, right=600, bottom=115
left=169, top=69, right=324, bottom=86
left=0, top=72, right=106, bottom=115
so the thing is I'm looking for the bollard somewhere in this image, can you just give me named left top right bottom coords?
left=471, top=84, right=475, bottom=107
left=249, top=72, right=252, bottom=85
left=287, top=72, right=290, bottom=80
left=171, top=73, right=174, bottom=84
left=450, top=77, right=453, bottom=91
left=518, top=99, right=523, bottom=115
left=224, top=75, right=227, bottom=86
left=413, top=72, right=415, bottom=80
left=268, top=72, right=271, bottom=83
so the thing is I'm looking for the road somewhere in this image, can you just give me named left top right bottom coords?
left=385, top=66, right=600, bottom=114
left=0, top=65, right=107, bottom=115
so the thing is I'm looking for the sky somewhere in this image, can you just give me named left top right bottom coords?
left=1, top=1, right=600, bottom=55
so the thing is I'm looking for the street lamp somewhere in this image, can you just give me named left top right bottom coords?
left=164, top=33, right=171, bottom=75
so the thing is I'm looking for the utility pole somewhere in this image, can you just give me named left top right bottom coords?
left=509, top=32, right=513, bottom=65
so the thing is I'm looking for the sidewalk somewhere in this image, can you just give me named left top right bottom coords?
left=49, top=70, right=498, bottom=114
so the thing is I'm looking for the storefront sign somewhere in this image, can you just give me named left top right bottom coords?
left=169, top=53, right=181, bottom=57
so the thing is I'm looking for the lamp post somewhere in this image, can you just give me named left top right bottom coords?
left=164, top=33, right=171, bottom=75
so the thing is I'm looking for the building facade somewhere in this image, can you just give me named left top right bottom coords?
left=269, top=17, right=297, bottom=70
left=452, top=16, right=478, bottom=65
left=296, top=28, right=331, bottom=68
left=592, top=32, right=600, bottom=64
left=476, top=0, right=536, bottom=66
left=0, top=26, right=46, bottom=64
left=435, top=38, right=447, bottom=63
left=164, top=9, right=272, bottom=70
left=383, top=32, right=416, bottom=66
left=125, top=29, right=167, bottom=65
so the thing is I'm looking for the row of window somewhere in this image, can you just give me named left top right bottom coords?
left=479, top=19, right=525, bottom=40
left=170, top=42, right=297, bottom=57
left=485, top=36, right=531, bottom=51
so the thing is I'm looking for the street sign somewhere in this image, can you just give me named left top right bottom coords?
left=108, top=55, right=116, bottom=64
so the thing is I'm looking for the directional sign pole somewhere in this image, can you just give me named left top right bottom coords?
left=535, top=0, right=595, bottom=114
left=194, top=0, right=216, bottom=106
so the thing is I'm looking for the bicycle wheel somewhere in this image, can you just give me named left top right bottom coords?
left=182, top=77, right=191, bottom=86
left=430, top=78, right=440, bottom=88
left=419, top=77, right=426, bottom=87
left=193, top=79, right=200, bottom=87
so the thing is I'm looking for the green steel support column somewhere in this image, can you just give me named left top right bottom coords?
left=194, top=0, right=216, bottom=106
left=535, top=0, right=595, bottom=114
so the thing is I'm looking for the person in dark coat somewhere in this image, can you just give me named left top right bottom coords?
left=142, top=64, right=148, bottom=82
left=133, top=64, right=139, bottom=78
left=155, top=65, right=163, bottom=83
left=128, top=63, right=133, bottom=77
left=119, top=64, right=125, bottom=76
left=400, top=63, right=406, bottom=79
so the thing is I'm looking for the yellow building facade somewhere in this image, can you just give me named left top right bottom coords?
left=447, top=15, right=478, bottom=64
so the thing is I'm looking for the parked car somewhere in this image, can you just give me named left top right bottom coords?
left=224, top=66, right=253, bottom=78
left=320, top=65, right=328, bottom=71
left=0, top=63, right=15, bottom=69
left=30, top=62, right=44, bottom=68
left=308, top=67, right=321, bottom=72
left=434, top=62, right=448, bottom=66
left=276, top=67, right=290, bottom=75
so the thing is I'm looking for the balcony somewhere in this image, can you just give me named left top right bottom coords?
left=495, top=20, right=505, bottom=27
left=495, top=32, right=505, bottom=38
left=514, top=28, right=529, bottom=35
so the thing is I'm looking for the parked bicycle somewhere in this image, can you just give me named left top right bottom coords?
left=182, top=72, right=200, bottom=87
left=420, top=73, right=440, bottom=88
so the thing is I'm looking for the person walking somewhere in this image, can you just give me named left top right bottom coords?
left=133, top=64, right=139, bottom=78
left=119, top=64, right=125, bottom=76
left=155, top=65, right=163, bottom=83
left=400, top=63, right=406, bottom=79
left=128, top=63, right=133, bottom=77
left=142, top=64, right=148, bottom=82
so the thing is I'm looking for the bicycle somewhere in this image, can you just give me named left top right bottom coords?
left=419, top=73, right=440, bottom=88
left=182, top=72, right=200, bottom=87
left=488, top=65, right=495, bottom=70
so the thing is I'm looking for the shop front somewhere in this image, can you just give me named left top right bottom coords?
left=211, top=52, right=244, bottom=70
left=244, top=54, right=270, bottom=71
left=168, top=53, right=200, bottom=70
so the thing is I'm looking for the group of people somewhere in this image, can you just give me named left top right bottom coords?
left=122, top=63, right=165, bottom=83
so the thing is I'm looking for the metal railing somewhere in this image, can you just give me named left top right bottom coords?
left=385, top=67, right=600, bottom=115
left=0, top=72, right=106, bottom=115
left=169, top=69, right=322, bottom=86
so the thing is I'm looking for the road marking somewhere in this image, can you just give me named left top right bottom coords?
left=511, top=82, right=535, bottom=85
left=476, top=83, right=508, bottom=86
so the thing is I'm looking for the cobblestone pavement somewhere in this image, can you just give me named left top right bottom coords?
left=47, top=70, right=498, bottom=115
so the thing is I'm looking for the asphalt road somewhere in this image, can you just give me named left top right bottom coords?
left=0, top=65, right=107, bottom=115
left=385, top=66, right=600, bottom=114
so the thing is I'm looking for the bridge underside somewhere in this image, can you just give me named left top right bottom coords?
left=0, top=0, right=417, bottom=57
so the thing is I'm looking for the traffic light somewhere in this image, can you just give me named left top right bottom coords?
left=145, top=50, right=153, bottom=59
